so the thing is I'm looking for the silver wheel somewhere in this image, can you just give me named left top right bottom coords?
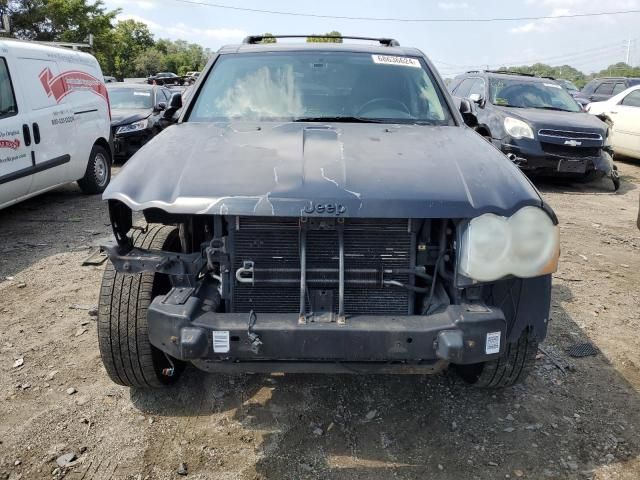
left=94, top=153, right=108, bottom=187
left=78, top=145, right=111, bottom=194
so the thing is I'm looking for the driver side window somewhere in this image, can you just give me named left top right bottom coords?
left=621, top=90, right=640, bottom=107
left=468, top=78, right=485, bottom=98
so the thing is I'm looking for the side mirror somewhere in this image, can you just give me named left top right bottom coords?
left=163, top=93, right=182, bottom=120
left=169, top=92, right=182, bottom=110
left=469, top=93, right=485, bottom=107
left=155, top=102, right=167, bottom=112
left=458, top=98, right=478, bottom=128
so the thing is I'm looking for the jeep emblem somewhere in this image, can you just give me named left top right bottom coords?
left=564, top=140, right=582, bottom=147
left=303, top=202, right=347, bottom=216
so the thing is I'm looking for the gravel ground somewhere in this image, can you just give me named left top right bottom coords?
left=0, top=161, right=639, bottom=480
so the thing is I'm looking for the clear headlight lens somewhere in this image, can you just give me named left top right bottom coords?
left=504, top=117, right=534, bottom=139
left=116, top=119, right=148, bottom=135
left=459, top=206, right=559, bottom=282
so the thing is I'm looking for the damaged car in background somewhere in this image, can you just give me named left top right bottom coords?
left=97, top=35, right=560, bottom=390
left=449, top=70, right=619, bottom=190
left=107, top=83, right=182, bottom=161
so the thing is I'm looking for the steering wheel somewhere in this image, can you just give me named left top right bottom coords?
left=357, top=98, right=411, bottom=116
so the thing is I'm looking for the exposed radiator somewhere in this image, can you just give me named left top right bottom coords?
left=229, top=216, right=414, bottom=315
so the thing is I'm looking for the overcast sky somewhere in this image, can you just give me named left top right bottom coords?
left=103, top=0, right=640, bottom=76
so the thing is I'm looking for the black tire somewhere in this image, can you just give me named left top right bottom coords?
left=78, top=144, right=111, bottom=194
left=455, top=331, right=538, bottom=388
left=97, top=224, right=183, bottom=388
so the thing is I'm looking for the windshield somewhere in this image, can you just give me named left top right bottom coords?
left=188, top=52, right=454, bottom=125
left=558, top=79, right=579, bottom=92
left=108, top=88, right=153, bottom=109
left=489, top=78, right=581, bottom=112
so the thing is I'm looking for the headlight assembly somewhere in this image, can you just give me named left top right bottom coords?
left=504, top=117, right=534, bottom=139
left=116, top=119, right=148, bottom=135
left=459, top=206, right=559, bottom=282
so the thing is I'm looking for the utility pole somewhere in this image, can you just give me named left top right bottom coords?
left=626, top=38, right=631, bottom=65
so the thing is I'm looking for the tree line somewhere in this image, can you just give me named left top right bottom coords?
left=3, top=0, right=212, bottom=79
left=491, top=62, right=640, bottom=88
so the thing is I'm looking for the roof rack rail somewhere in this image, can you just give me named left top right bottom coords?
left=242, top=35, right=400, bottom=47
left=486, top=70, right=536, bottom=77
left=465, top=70, right=481, bottom=73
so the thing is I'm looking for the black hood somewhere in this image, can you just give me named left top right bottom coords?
left=104, top=122, right=542, bottom=219
left=110, top=109, right=151, bottom=127
left=495, top=106, right=606, bottom=135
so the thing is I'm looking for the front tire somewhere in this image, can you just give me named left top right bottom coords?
left=78, top=144, right=111, bottom=194
left=97, top=225, right=183, bottom=388
left=455, top=331, right=538, bottom=388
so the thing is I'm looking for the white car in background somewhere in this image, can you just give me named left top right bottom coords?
left=587, top=85, right=640, bottom=160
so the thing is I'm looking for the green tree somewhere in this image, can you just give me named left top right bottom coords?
left=8, top=0, right=117, bottom=41
left=307, top=31, right=342, bottom=43
left=260, top=32, right=276, bottom=43
left=154, top=38, right=209, bottom=74
left=134, top=47, right=165, bottom=76
left=8, top=0, right=119, bottom=72
left=111, top=19, right=154, bottom=79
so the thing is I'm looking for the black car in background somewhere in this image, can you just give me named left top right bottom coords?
left=557, top=79, right=590, bottom=107
left=146, top=72, right=185, bottom=85
left=449, top=70, right=618, bottom=189
left=582, top=77, right=640, bottom=102
left=107, top=83, right=179, bottom=161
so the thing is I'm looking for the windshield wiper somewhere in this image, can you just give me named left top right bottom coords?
left=293, top=116, right=393, bottom=124
left=535, top=106, right=573, bottom=112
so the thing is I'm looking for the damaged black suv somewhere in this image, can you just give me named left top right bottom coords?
left=98, top=35, right=560, bottom=389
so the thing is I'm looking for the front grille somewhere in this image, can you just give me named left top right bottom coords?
left=538, top=129, right=602, bottom=141
left=541, top=142, right=601, bottom=158
left=230, top=217, right=413, bottom=315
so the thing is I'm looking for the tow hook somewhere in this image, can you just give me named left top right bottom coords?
left=162, top=353, right=176, bottom=377
left=507, top=153, right=527, bottom=166
left=247, top=310, right=263, bottom=354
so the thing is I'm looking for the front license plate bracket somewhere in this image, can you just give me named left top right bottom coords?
left=557, top=159, right=587, bottom=173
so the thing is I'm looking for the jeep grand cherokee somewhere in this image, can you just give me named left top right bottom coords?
left=98, top=35, right=560, bottom=389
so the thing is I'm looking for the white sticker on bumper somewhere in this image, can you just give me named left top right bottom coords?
left=213, top=330, right=230, bottom=353
left=485, top=331, right=501, bottom=354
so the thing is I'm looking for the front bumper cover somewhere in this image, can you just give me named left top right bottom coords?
left=497, top=136, right=614, bottom=177
left=113, top=129, right=153, bottom=159
left=148, top=294, right=507, bottom=370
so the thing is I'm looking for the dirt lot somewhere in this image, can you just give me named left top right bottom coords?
left=1, top=161, right=639, bottom=480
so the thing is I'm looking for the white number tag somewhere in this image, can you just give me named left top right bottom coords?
left=371, top=54, right=421, bottom=68
left=485, top=332, right=501, bottom=354
left=213, top=330, right=230, bottom=353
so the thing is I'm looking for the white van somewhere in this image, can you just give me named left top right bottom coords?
left=0, top=40, right=112, bottom=210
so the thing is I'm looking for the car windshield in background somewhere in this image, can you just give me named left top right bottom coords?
left=108, top=88, right=153, bottom=109
left=489, top=78, right=581, bottom=112
left=558, top=79, right=579, bottom=92
left=188, top=52, right=454, bottom=125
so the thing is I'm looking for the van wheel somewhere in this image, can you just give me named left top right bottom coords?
left=97, top=224, right=184, bottom=388
left=78, top=144, right=111, bottom=194
left=455, top=331, right=538, bottom=388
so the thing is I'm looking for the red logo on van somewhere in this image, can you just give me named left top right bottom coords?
left=39, top=68, right=107, bottom=103
left=0, top=139, right=20, bottom=150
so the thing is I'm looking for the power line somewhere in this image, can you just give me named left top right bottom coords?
left=166, top=1, right=640, bottom=23
left=434, top=40, right=631, bottom=74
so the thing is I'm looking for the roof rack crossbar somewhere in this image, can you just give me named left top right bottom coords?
left=242, top=35, right=400, bottom=47
left=486, top=70, right=536, bottom=77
